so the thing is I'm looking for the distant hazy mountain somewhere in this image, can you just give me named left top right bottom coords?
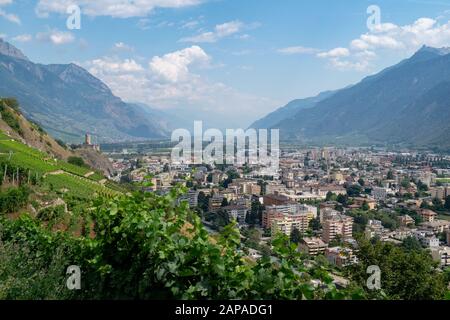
left=262, top=45, right=450, bottom=150
left=0, top=39, right=172, bottom=143
left=249, top=90, right=338, bottom=129
left=131, top=102, right=191, bottom=131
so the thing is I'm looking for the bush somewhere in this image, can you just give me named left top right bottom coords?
left=56, top=139, right=67, bottom=149
left=0, top=186, right=30, bottom=214
left=0, top=107, right=22, bottom=136
left=2, top=98, right=20, bottom=111
left=67, top=156, right=85, bottom=167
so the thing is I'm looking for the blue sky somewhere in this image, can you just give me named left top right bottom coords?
left=1, top=0, right=450, bottom=128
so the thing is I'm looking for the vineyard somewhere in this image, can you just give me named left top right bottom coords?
left=0, top=131, right=122, bottom=199
left=45, top=173, right=120, bottom=199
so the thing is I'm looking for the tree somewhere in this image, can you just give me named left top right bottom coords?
left=337, top=194, right=349, bottom=206
left=246, top=200, right=263, bottom=225
left=346, top=184, right=362, bottom=197
left=387, top=170, right=394, bottom=180
left=221, top=198, right=229, bottom=207
left=417, top=180, right=429, bottom=192
left=0, top=186, right=30, bottom=214
left=349, top=237, right=447, bottom=300
left=290, top=228, right=302, bottom=244
left=55, top=139, right=67, bottom=149
left=67, top=156, right=85, bottom=167
left=328, top=234, right=343, bottom=247
left=257, top=179, right=268, bottom=195
left=358, top=178, right=365, bottom=187
left=401, top=178, right=411, bottom=189
left=445, top=196, right=450, bottom=211
left=433, top=198, right=444, bottom=211
left=197, top=191, right=210, bottom=213
left=309, top=218, right=321, bottom=231
left=402, top=236, right=423, bottom=252
left=361, top=201, right=370, bottom=211
left=326, top=192, right=337, bottom=202
left=3, top=97, right=20, bottom=110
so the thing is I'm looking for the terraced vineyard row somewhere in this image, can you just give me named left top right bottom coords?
left=0, top=152, right=57, bottom=174
left=45, top=173, right=120, bottom=199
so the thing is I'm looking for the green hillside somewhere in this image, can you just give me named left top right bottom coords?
left=0, top=131, right=121, bottom=199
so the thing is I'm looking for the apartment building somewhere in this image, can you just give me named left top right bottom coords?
left=208, top=194, right=224, bottom=213
left=263, top=194, right=291, bottom=206
left=222, top=205, right=248, bottom=224
left=398, top=214, right=415, bottom=227
left=325, top=247, right=357, bottom=267
left=271, top=214, right=311, bottom=236
left=364, top=219, right=386, bottom=239
left=430, top=186, right=449, bottom=200
left=419, top=220, right=450, bottom=234
left=322, top=214, right=353, bottom=243
left=263, top=203, right=317, bottom=228
left=319, top=208, right=340, bottom=223
left=178, top=190, right=199, bottom=208
left=299, top=237, right=328, bottom=256
left=352, top=197, right=377, bottom=210
left=420, top=209, right=438, bottom=223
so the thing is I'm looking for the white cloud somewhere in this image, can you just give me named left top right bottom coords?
left=36, top=29, right=74, bottom=45
left=82, top=46, right=276, bottom=127
left=86, top=57, right=144, bottom=75
left=182, top=20, right=200, bottom=29
left=0, top=33, right=7, bottom=39
left=12, top=34, right=32, bottom=42
left=318, top=17, right=450, bottom=71
left=0, top=0, right=13, bottom=5
left=0, top=8, right=20, bottom=24
left=36, top=0, right=202, bottom=18
left=317, top=47, right=350, bottom=58
left=236, top=34, right=250, bottom=40
left=277, top=46, right=319, bottom=55
left=150, top=45, right=210, bottom=82
left=113, top=42, right=134, bottom=52
left=180, top=20, right=245, bottom=43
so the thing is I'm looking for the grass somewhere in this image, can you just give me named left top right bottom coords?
left=436, top=178, right=450, bottom=183
left=0, top=132, right=11, bottom=140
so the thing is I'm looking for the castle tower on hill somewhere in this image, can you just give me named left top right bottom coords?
left=85, top=133, right=92, bottom=145
left=83, top=133, right=100, bottom=152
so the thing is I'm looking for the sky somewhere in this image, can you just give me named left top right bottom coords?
left=1, top=0, right=450, bottom=129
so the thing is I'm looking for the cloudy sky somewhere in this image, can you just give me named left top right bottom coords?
left=1, top=0, right=450, bottom=128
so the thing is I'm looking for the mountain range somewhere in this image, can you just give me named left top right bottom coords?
left=1, top=38, right=450, bottom=149
left=0, top=39, right=180, bottom=143
left=250, top=45, right=450, bottom=150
